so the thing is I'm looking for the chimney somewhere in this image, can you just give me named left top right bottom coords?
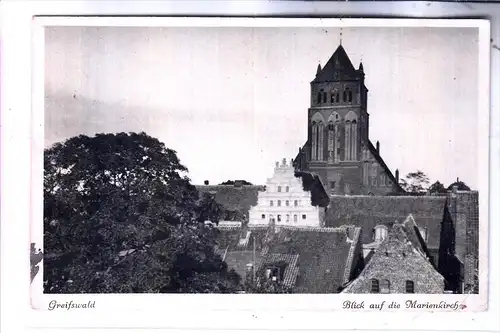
left=395, top=169, right=399, bottom=183
left=204, top=180, right=209, bottom=185
left=275, top=161, right=279, bottom=168
left=376, top=141, right=380, bottom=153
left=282, top=158, right=286, bottom=167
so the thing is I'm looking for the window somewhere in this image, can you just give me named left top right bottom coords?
left=370, top=279, right=380, bottom=293
left=278, top=186, right=282, bottom=192
left=323, top=92, right=327, bottom=103
left=278, top=200, right=281, bottom=207
left=374, top=225, right=388, bottom=242
left=270, top=200, right=274, bottom=207
left=294, top=200, right=298, bottom=207
left=286, top=214, right=290, bottom=222
left=405, top=280, right=415, bottom=293
left=380, top=279, right=390, bottom=293
left=285, top=200, right=289, bottom=206
left=371, top=176, right=377, bottom=186
left=293, top=215, right=298, bottom=222
left=277, top=215, right=282, bottom=222
left=261, top=214, right=266, bottom=219
left=317, top=92, right=322, bottom=104
left=302, top=214, right=307, bottom=220
left=330, top=181, right=336, bottom=189
left=419, top=227, right=428, bottom=243
left=285, top=186, right=290, bottom=192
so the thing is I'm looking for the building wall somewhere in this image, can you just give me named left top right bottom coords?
left=249, top=160, right=323, bottom=227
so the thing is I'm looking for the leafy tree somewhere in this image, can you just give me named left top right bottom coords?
left=428, top=181, right=448, bottom=196
left=399, top=170, right=430, bottom=195
left=31, top=243, right=43, bottom=283
left=44, top=132, right=239, bottom=293
left=219, top=180, right=253, bottom=186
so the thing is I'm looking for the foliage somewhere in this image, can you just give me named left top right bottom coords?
left=399, top=170, right=430, bottom=195
left=219, top=180, right=253, bottom=186
left=44, top=132, right=240, bottom=293
left=428, top=181, right=448, bottom=196
left=31, top=243, right=43, bottom=283
left=447, top=179, right=471, bottom=191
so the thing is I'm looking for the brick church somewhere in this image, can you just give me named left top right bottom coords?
left=198, top=44, right=480, bottom=294
left=294, top=44, right=403, bottom=196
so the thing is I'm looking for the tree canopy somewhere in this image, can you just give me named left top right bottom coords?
left=44, top=132, right=239, bottom=293
left=399, top=170, right=430, bottom=195
left=219, top=180, right=253, bottom=186
left=428, top=181, right=448, bottom=196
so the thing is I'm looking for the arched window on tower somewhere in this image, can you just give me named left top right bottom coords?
left=317, top=92, right=322, bottom=104
left=345, top=111, right=358, bottom=161
left=317, top=122, right=324, bottom=161
left=344, top=120, right=351, bottom=161
left=311, top=113, right=325, bottom=161
left=347, top=88, right=353, bottom=102
left=343, top=90, right=347, bottom=102
left=323, top=91, right=327, bottom=103
left=327, top=122, right=335, bottom=163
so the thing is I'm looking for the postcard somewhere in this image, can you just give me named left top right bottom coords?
left=26, top=16, right=491, bottom=330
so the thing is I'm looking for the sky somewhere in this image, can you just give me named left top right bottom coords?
left=44, top=26, right=479, bottom=189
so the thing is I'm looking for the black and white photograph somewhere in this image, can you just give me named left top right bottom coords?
left=30, top=17, right=489, bottom=309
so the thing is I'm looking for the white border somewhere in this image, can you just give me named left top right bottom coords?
left=1, top=2, right=498, bottom=333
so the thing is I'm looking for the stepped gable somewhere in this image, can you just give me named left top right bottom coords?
left=294, top=171, right=330, bottom=207
left=326, top=195, right=447, bottom=249
left=197, top=184, right=264, bottom=220
left=266, top=226, right=354, bottom=293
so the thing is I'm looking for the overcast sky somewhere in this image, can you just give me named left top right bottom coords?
left=45, top=26, right=479, bottom=188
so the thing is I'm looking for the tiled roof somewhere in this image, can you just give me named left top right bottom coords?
left=312, top=45, right=362, bottom=83
left=267, top=227, right=352, bottom=293
left=196, top=185, right=264, bottom=220
left=215, top=225, right=270, bottom=252
left=326, top=195, right=447, bottom=249
left=294, top=171, right=330, bottom=208
left=257, top=253, right=300, bottom=288
left=214, top=225, right=356, bottom=293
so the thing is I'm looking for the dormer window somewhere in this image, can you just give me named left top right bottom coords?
left=418, top=227, right=428, bottom=243
left=374, top=225, right=388, bottom=242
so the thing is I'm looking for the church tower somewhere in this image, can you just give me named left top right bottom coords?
left=294, top=44, right=403, bottom=196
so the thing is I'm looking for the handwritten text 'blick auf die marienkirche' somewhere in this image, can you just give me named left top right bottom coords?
left=343, top=300, right=466, bottom=311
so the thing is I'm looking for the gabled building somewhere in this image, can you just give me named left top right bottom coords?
left=341, top=214, right=445, bottom=294
left=248, top=159, right=330, bottom=227
left=293, top=44, right=403, bottom=196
